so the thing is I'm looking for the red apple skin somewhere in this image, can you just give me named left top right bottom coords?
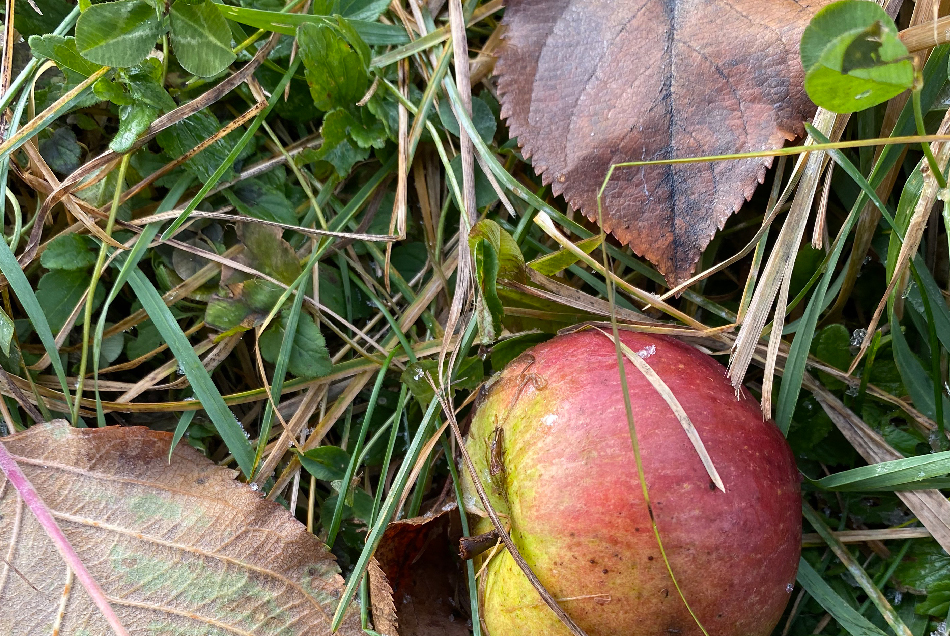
left=462, top=329, right=801, bottom=636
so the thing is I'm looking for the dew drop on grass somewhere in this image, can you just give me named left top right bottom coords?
left=855, top=90, right=872, bottom=100
left=845, top=384, right=860, bottom=397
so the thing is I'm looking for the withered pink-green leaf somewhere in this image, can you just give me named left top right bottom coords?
left=496, top=0, right=833, bottom=284
left=0, top=421, right=363, bottom=635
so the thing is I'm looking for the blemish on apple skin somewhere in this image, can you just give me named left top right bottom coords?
left=637, top=344, right=656, bottom=359
left=542, top=414, right=558, bottom=427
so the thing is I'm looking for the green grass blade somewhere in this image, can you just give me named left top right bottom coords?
left=331, top=398, right=441, bottom=631
left=890, top=310, right=950, bottom=431
left=811, top=450, right=950, bottom=491
left=94, top=174, right=194, bottom=427
left=160, top=57, right=301, bottom=241
left=327, top=349, right=396, bottom=547
left=169, top=409, right=197, bottom=461
left=126, top=268, right=255, bottom=476
left=797, top=558, right=889, bottom=636
left=251, top=267, right=311, bottom=477
left=0, top=240, right=71, bottom=411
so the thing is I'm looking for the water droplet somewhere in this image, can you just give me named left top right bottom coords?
left=845, top=384, right=860, bottom=397
left=249, top=483, right=260, bottom=492
left=786, top=583, right=794, bottom=593
left=542, top=414, right=558, bottom=427
left=637, top=345, right=656, bottom=359
left=855, top=90, right=873, bottom=100
left=850, top=329, right=867, bottom=348
left=177, top=364, right=185, bottom=376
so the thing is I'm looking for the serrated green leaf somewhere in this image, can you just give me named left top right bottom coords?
left=226, top=180, right=298, bottom=226
left=39, top=126, right=82, bottom=175
left=801, top=1, right=914, bottom=113
left=125, top=58, right=177, bottom=111
left=15, top=0, right=74, bottom=39
left=156, top=109, right=234, bottom=182
left=125, top=320, right=163, bottom=360
left=111, top=102, right=159, bottom=153
left=93, top=76, right=133, bottom=105
left=298, top=21, right=369, bottom=112
left=320, top=108, right=387, bottom=150
left=305, top=135, right=370, bottom=177
left=29, top=34, right=105, bottom=77
left=894, top=540, right=950, bottom=591
left=469, top=219, right=525, bottom=340
left=259, top=312, right=331, bottom=379
left=205, top=297, right=252, bottom=331
left=170, top=0, right=236, bottom=77
left=239, top=224, right=301, bottom=284
left=40, top=233, right=97, bottom=270
left=438, top=95, right=496, bottom=142
left=75, top=0, right=162, bottom=68
left=298, top=446, right=350, bottom=481
left=916, top=582, right=950, bottom=617
left=36, top=270, right=105, bottom=333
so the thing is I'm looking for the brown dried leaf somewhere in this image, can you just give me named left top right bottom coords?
left=374, top=505, right=469, bottom=636
left=0, top=421, right=362, bottom=635
left=369, top=558, right=399, bottom=636
left=496, top=0, right=832, bottom=284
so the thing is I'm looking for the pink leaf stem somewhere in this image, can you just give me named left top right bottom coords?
left=0, top=436, right=131, bottom=636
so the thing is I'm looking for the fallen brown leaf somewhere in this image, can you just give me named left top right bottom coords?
left=496, top=0, right=832, bottom=284
left=0, top=421, right=362, bottom=635
left=374, top=505, right=470, bottom=636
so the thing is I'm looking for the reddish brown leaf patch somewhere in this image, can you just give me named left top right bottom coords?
left=496, top=0, right=832, bottom=284
left=374, top=505, right=470, bottom=636
left=0, top=421, right=362, bottom=635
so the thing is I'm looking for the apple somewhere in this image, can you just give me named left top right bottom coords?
left=461, top=329, right=801, bottom=636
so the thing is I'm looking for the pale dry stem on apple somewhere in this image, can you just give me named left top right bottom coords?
left=591, top=327, right=725, bottom=491
left=425, top=372, right=591, bottom=636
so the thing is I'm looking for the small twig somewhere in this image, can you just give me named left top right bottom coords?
left=0, top=431, right=131, bottom=636
left=459, top=529, right=500, bottom=560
